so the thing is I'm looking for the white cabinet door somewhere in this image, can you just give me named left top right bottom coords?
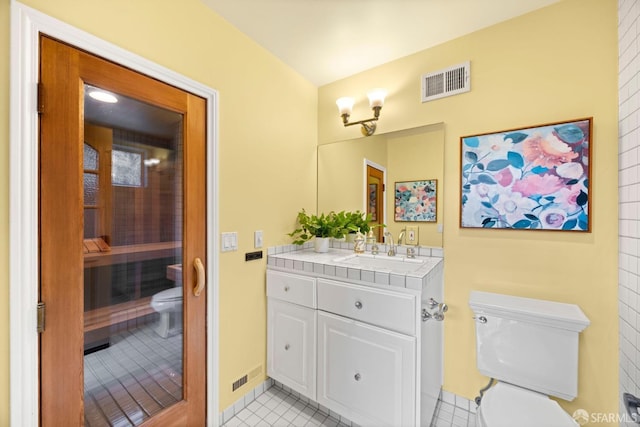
left=267, top=299, right=316, bottom=399
left=317, top=311, right=416, bottom=427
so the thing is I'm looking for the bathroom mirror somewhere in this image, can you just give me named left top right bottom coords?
left=318, top=123, right=444, bottom=247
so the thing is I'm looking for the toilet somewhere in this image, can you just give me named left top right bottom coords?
left=469, top=291, right=590, bottom=427
left=150, top=264, right=183, bottom=338
left=151, top=287, right=183, bottom=338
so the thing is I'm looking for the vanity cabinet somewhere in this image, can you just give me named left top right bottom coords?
left=267, top=270, right=317, bottom=399
left=316, top=278, right=417, bottom=426
left=266, top=249, right=444, bottom=426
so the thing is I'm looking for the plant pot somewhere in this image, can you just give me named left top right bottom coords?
left=314, top=237, right=330, bottom=253
left=345, top=233, right=356, bottom=243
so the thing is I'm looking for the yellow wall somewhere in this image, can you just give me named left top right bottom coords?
left=0, top=0, right=317, bottom=420
left=319, top=0, right=618, bottom=422
left=317, top=134, right=387, bottom=213
left=386, top=125, right=444, bottom=247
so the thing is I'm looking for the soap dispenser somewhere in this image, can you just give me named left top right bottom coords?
left=367, top=229, right=379, bottom=255
left=366, top=229, right=375, bottom=245
left=353, top=229, right=365, bottom=254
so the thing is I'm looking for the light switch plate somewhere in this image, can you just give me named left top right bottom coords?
left=221, top=232, right=238, bottom=252
left=254, top=230, right=263, bottom=248
left=406, top=226, right=419, bottom=245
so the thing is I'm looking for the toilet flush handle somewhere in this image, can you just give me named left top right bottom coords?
left=474, top=315, right=487, bottom=324
left=193, top=258, right=205, bottom=297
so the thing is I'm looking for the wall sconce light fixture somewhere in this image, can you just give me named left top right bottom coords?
left=336, top=89, right=387, bottom=136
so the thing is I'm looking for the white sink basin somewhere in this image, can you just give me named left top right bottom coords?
left=332, top=253, right=426, bottom=273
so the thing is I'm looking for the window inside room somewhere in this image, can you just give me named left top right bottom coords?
left=112, top=146, right=143, bottom=187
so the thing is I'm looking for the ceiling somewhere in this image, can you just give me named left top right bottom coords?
left=201, top=0, right=561, bottom=86
left=85, top=0, right=563, bottom=138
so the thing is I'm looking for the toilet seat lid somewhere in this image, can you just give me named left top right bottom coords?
left=480, top=382, right=578, bottom=427
left=153, top=287, right=183, bottom=302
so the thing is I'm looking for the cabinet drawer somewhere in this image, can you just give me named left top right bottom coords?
left=317, top=278, right=416, bottom=336
left=267, top=270, right=316, bottom=308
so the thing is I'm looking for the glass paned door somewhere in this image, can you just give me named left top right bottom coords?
left=83, top=86, right=185, bottom=426
left=39, top=35, right=206, bottom=426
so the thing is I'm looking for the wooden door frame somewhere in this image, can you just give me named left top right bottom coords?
left=9, top=3, right=219, bottom=426
left=363, top=159, right=387, bottom=234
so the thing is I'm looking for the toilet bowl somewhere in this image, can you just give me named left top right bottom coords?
left=469, top=291, right=590, bottom=427
left=476, top=382, right=578, bottom=427
left=150, top=287, right=183, bottom=338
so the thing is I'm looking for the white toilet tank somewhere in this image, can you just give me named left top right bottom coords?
left=469, top=291, right=589, bottom=401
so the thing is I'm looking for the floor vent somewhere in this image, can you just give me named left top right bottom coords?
left=421, top=61, right=470, bottom=102
left=232, top=374, right=248, bottom=392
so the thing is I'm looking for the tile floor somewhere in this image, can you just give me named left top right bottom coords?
left=84, top=320, right=183, bottom=426
left=430, top=398, right=477, bottom=427
left=222, top=383, right=475, bottom=427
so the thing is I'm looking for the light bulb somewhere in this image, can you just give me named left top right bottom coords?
left=367, top=89, right=387, bottom=108
left=336, top=97, right=355, bottom=116
left=88, top=90, right=118, bottom=103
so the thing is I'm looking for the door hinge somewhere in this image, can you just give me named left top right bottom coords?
left=37, top=302, right=45, bottom=333
left=37, top=82, right=44, bottom=114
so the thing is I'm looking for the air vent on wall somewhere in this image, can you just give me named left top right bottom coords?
left=231, top=364, right=263, bottom=392
left=232, top=374, right=248, bottom=392
left=421, top=61, right=470, bottom=103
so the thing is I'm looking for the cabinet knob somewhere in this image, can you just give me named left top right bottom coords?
left=284, top=286, right=290, bottom=292
left=354, top=373, right=361, bottom=381
left=354, top=301, right=363, bottom=309
left=284, top=344, right=290, bottom=351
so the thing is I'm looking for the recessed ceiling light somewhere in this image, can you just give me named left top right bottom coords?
left=88, top=89, right=118, bottom=103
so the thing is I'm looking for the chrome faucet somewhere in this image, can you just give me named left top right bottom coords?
left=384, top=231, right=396, bottom=256
left=398, top=229, right=406, bottom=246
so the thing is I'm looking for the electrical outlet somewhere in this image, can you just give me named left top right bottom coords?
left=406, top=226, right=419, bottom=245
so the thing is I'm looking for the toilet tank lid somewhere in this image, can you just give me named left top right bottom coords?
left=469, top=291, right=590, bottom=332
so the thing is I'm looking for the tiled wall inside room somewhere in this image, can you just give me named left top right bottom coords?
left=619, top=1, right=640, bottom=425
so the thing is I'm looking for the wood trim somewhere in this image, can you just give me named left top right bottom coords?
left=39, top=35, right=208, bottom=425
left=83, top=241, right=182, bottom=267
left=84, top=297, right=154, bottom=332
left=39, top=35, right=85, bottom=426
left=183, top=92, right=208, bottom=425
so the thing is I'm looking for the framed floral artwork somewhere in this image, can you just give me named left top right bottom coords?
left=460, top=118, right=592, bottom=231
left=395, top=179, right=437, bottom=222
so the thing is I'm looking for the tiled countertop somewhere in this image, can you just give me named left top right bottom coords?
left=267, top=245, right=443, bottom=291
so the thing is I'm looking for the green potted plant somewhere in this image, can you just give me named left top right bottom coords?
left=288, top=209, right=351, bottom=252
left=340, top=210, right=375, bottom=242
left=346, top=210, right=373, bottom=233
